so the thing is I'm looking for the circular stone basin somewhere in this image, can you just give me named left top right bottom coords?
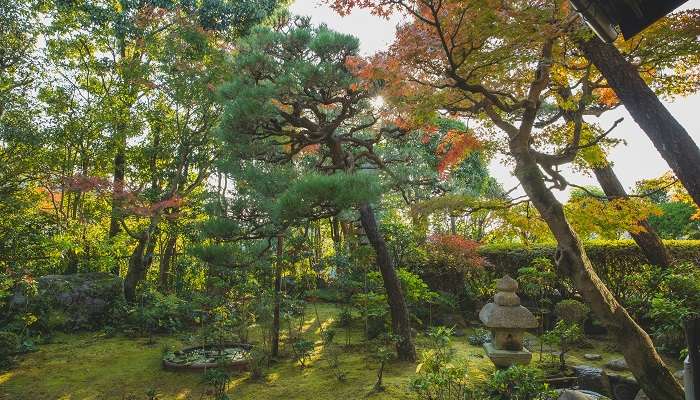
left=162, top=343, right=252, bottom=371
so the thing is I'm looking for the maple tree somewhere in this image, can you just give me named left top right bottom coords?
left=574, top=11, right=700, bottom=209
left=328, top=0, right=685, bottom=398
left=556, top=10, right=700, bottom=267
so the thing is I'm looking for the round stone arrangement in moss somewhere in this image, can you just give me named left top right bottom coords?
left=162, top=343, right=252, bottom=371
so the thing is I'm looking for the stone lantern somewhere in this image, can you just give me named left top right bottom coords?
left=478, top=275, right=538, bottom=368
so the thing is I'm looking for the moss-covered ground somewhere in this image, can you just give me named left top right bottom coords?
left=0, top=303, right=681, bottom=400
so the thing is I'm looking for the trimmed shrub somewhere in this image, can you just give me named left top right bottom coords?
left=0, top=331, right=19, bottom=366
left=479, top=240, right=700, bottom=299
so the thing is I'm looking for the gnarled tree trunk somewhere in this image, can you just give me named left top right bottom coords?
left=511, top=143, right=684, bottom=400
left=577, top=35, right=700, bottom=208
left=359, top=203, right=416, bottom=361
left=592, top=163, right=671, bottom=268
left=124, top=220, right=158, bottom=302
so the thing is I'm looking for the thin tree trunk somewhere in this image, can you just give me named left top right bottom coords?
left=577, top=35, right=700, bottom=208
left=592, top=163, right=671, bottom=268
left=331, top=217, right=342, bottom=253
left=340, top=221, right=353, bottom=252
left=158, top=230, right=177, bottom=291
left=511, top=144, right=684, bottom=400
left=272, top=234, right=283, bottom=358
left=109, top=143, right=126, bottom=275
left=359, top=203, right=416, bottom=361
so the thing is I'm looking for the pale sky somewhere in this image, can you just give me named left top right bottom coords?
left=290, top=0, right=700, bottom=201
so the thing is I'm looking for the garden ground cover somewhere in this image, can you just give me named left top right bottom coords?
left=0, top=304, right=681, bottom=400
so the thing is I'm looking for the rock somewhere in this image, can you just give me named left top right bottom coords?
left=633, top=390, right=649, bottom=400
left=558, top=389, right=595, bottom=400
left=605, top=358, right=628, bottom=371
left=609, top=374, right=639, bottom=400
left=441, top=313, right=468, bottom=328
left=573, top=365, right=613, bottom=397
left=584, top=353, right=602, bottom=361
left=452, top=329, right=466, bottom=337
left=37, top=272, right=124, bottom=328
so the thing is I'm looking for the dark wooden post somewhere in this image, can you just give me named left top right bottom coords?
left=686, top=318, right=700, bottom=400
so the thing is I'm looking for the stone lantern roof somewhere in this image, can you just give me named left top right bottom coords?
left=479, top=275, right=538, bottom=329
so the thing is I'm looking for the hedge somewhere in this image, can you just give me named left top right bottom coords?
left=478, top=240, right=700, bottom=299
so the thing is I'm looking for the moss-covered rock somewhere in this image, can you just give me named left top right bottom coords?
left=27, top=273, right=124, bottom=330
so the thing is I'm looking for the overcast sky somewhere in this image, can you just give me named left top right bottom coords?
left=289, top=0, right=700, bottom=201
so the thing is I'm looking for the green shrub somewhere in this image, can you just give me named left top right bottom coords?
left=638, top=263, right=700, bottom=355
left=410, top=326, right=479, bottom=399
left=485, top=365, right=557, bottom=400
left=467, top=328, right=491, bottom=346
left=127, top=291, right=194, bottom=335
left=0, top=331, right=19, bottom=366
left=479, top=241, right=699, bottom=294
left=517, top=257, right=557, bottom=308
left=335, top=308, right=353, bottom=327
left=201, top=368, right=231, bottom=400
left=248, top=347, right=269, bottom=380
left=291, top=339, right=314, bottom=368
left=647, top=297, right=695, bottom=355
left=542, top=320, right=583, bottom=371
left=554, top=299, right=589, bottom=324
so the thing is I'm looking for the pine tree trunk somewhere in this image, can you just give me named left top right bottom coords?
left=326, top=136, right=416, bottom=361
left=359, top=203, right=416, bottom=361
left=272, top=234, right=283, bottom=358
left=577, top=36, right=700, bottom=208
left=592, top=164, right=671, bottom=268
left=511, top=145, right=684, bottom=400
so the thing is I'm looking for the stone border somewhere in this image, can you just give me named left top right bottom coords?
left=162, top=343, right=252, bottom=371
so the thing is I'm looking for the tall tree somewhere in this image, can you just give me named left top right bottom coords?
left=573, top=11, right=700, bottom=208
left=217, top=19, right=417, bottom=360
left=330, top=1, right=683, bottom=397
left=46, top=0, right=282, bottom=298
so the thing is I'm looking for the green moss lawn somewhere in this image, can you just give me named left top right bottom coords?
left=0, top=304, right=677, bottom=400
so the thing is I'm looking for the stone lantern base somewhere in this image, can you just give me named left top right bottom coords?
left=483, top=342, right=532, bottom=368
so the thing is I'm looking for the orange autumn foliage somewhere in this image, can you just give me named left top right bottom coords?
left=435, top=130, right=481, bottom=177
left=594, top=87, right=620, bottom=107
